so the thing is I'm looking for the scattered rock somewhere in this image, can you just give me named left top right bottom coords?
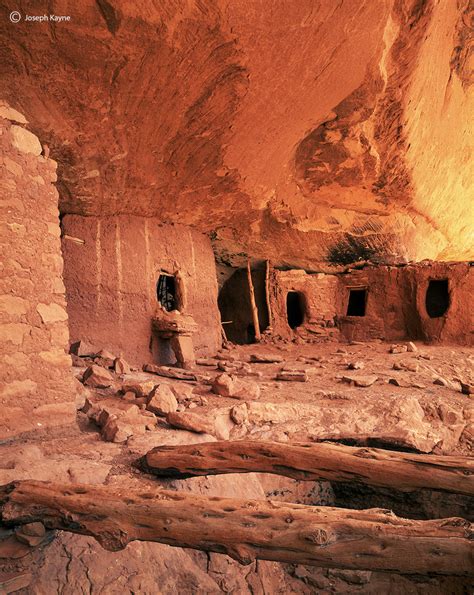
left=101, top=417, right=138, bottom=443
left=406, top=341, right=418, bottom=352
left=461, top=382, right=472, bottom=395
left=276, top=370, right=308, bottom=382
left=216, top=353, right=237, bottom=361
left=212, top=373, right=260, bottom=399
left=114, top=357, right=131, bottom=374
left=82, top=364, right=114, bottom=388
left=250, top=353, right=284, bottom=363
left=94, top=349, right=116, bottom=368
left=146, top=385, right=178, bottom=416
left=143, top=364, right=197, bottom=381
left=122, top=391, right=136, bottom=402
left=71, top=354, right=88, bottom=368
left=122, top=379, right=157, bottom=397
left=433, top=376, right=457, bottom=390
left=196, top=358, right=218, bottom=366
left=169, top=383, right=194, bottom=401
left=438, top=403, right=462, bottom=425
left=390, top=344, right=408, bottom=354
left=217, top=360, right=251, bottom=374
left=389, top=377, right=410, bottom=388
left=230, top=403, right=248, bottom=425
left=347, top=361, right=364, bottom=370
left=166, top=411, right=215, bottom=435
left=341, top=374, right=378, bottom=387
left=327, top=569, right=372, bottom=585
left=214, top=409, right=235, bottom=440
left=393, top=361, right=419, bottom=372
left=83, top=396, right=156, bottom=442
left=70, top=340, right=98, bottom=358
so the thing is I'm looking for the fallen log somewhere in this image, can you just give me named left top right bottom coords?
left=0, top=481, right=472, bottom=575
left=141, top=440, right=474, bottom=497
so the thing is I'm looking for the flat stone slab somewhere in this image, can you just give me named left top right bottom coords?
left=250, top=353, right=284, bottom=363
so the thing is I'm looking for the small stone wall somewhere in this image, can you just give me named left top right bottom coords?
left=0, top=104, right=76, bottom=439
left=269, top=269, right=341, bottom=341
left=62, top=216, right=222, bottom=365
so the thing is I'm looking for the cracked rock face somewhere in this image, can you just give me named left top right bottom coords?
left=0, top=0, right=472, bottom=267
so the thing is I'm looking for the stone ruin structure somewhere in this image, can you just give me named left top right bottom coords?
left=0, top=0, right=473, bottom=593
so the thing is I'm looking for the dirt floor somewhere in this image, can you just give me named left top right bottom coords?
left=1, top=339, right=473, bottom=594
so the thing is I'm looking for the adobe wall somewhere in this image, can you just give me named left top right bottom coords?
left=61, top=216, right=222, bottom=365
left=338, top=262, right=473, bottom=344
left=269, top=269, right=341, bottom=341
left=336, top=266, right=410, bottom=342
left=269, top=262, right=473, bottom=345
left=405, top=262, right=473, bottom=344
left=0, top=105, right=76, bottom=439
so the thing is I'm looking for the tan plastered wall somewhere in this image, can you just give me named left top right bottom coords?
left=61, top=216, right=222, bottom=365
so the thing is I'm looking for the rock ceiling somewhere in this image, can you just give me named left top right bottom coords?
left=0, top=0, right=473, bottom=268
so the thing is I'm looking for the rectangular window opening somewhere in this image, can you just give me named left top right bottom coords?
left=346, top=288, right=367, bottom=317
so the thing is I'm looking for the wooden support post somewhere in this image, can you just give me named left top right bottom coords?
left=246, top=259, right=261, bottom=342
left=264, top=259, right=273, bottom=329
left=1, top=481, right=472, bottom=576
left=142, top=440, right=474, bottom=497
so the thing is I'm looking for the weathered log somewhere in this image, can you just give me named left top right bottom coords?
left=247, top=259, right=261, bottom=342
left=142, top=440, right=474, bottom=497
left=0, top=481, right=472, bottom=575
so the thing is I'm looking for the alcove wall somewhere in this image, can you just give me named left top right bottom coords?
left=61, top=217, right=222, bottom=365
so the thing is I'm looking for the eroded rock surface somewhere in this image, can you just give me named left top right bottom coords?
left=0, top=1, right=472, bottom=267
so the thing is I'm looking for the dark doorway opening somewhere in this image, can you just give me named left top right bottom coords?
left=286, top=291, right=305, bottom=328
left=247, top=324, right=256, bottom=343
left=346, top=288, right=367, bottom=316
left=218, top=268, right=269, bottom=344
left=157, top=274, right=177, bottom=312
left=425, top=279, right=449, bottom=318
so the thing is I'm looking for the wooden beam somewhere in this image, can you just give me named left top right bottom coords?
left=265, top=259, right=273, bottom=328
left=141, top=440, right=474, bottom=497
left=1, top=481, right=472, bottom=575
left=246, top=259, right=261, bottom=342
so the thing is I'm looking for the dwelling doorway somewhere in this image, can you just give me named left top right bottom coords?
left=218, top=267, right=269, bottom=344
left=346, top=288, right=367, bottom=316
left=425, top=279, right=449, bottom=318
left=286, top=291, right=305, bottom=328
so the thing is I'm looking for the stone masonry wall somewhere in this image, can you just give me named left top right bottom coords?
left=269, top=263, right=472, bottom=345
left=337, top=262, right=473, bottom=344
left=270, top=269, right=341, bottom=341
left=61, top=216, right=222, bottom=366
left=0, top=104, right=76, bottom=439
